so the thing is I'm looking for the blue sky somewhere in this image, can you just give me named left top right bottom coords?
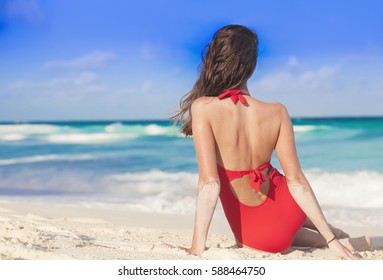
left=1, top=0, right=382, bottom=121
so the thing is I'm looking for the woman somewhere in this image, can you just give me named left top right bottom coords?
left=172, top=25, right=360, bottom=259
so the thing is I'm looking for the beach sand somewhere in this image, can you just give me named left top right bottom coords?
left=1, top=199, right=382, bottom=260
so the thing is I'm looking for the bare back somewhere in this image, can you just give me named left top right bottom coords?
left=193, top=94, right=284, bottom=206
left=196, top=95, right=282, bottom=170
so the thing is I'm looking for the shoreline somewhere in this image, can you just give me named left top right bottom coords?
left=1, top=198, right=382, bottom=260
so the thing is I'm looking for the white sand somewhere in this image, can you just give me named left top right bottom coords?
left=0, top=198, right=382, bottom=260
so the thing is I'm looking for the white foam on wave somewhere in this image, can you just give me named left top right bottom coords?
left=105, top=122, right=181, bottom=137
left=0, top=122, right=183, bottom=143
left=103, top=169, right=383, bottom=214
left=144, top=124, right=168, bottom=135
left=2, top=156, right=381, bottom=216
left=43, top=133, right=135, bottom=144
left=1, top=167, right=382, bottom=222
left=0, top=154, right=95, bottom=165
left=0, top=124, right=61, bottom=142
left=293, top=125, right=330, bottom=133
left=0, top=133, right=26, bottom=141
left=107, top=170, right=197, bottom=194
left=105, top=122, right=175, bottom=136
left=104, top=122, right=124, bottom=133
left=0, top=124, right=59, bottom=134
left=305, top=169, right=383, bottom=208
left=104, top=170, right=198, bottom=214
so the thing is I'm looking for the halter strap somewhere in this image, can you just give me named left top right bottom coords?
left=218, top=89, right=249, bottom=105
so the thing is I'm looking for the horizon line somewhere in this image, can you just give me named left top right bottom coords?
left=1, top=115, right=383, bottom=123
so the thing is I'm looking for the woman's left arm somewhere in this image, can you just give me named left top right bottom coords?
left=187, top=100, right=220, bottom=255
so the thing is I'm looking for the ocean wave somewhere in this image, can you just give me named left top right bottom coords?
left=305, top=169, right=383, bottom=209
left=0, top=124, right=61, bottom=142
left=1, top=168, right=382, bottom=216
left=104, top=169, right=383, bottom=213
left=0, top=122, right=182, bottom=143
left=43, top=133, right=135, bottom=144
left=104, top=122, right=181, bottom=137
left=104, top=122, right=124, bottom=133
left=293, top=125, right=330, bottom=133
left=0, top=133, right=26, bottom=141
left=0, top=154, right=96, bottom=165
left=0, top=124, right=60, bottom=134
left=145, top=124, right=169, bottom=135
left=98, top=170, right=198, bottom=214
left=105, top=170, right=198, bottom=197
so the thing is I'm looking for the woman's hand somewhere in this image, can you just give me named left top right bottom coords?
left=177, top=246, right=203, bottom=256
left=328, top=239, right=361, bottom=260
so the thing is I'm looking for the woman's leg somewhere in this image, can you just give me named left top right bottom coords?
left=292, top=227, right=327, bottom=248
left=292, top=217, right=333, bottom=248
left=292, top=223, right=372, bottom=251
left=302, top=217, right=349, bottom=239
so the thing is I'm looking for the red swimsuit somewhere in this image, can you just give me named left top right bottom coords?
left=217, top=89, right=306, bottom=253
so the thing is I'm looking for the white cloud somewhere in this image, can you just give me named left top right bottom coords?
left=8, top=72, right=105, bottom=99
left=141, top=81, right=155, bottom=93
left=73, top=72, right=98, bottom=86
left=250, top=55, right=383, bottom=116
left=253, top=64, right=339, bottom=94
left=288, top=56, right=299, bottom=66
left=109, top=80, right=156, bottom=99
left=9, top=78, right=63, bottom=90
left=43, top=51, right=117, bottom=70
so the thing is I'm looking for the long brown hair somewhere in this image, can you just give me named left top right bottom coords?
left=171, top=24, right=258, bottom=136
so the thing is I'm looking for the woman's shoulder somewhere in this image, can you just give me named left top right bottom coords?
left=269, top=101, right=288, bottom=113
left=269, top=101, right=290, bottom=119
left=192, top=96, right=216, bottom=105
left=191, top=96, right=216, bottom=112
left=252, top=98, right=288, bottom=115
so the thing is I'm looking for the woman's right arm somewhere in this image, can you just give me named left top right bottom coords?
left=186, top=100, right=220, bottom=255
left=274, top=103, right=359, bottom=260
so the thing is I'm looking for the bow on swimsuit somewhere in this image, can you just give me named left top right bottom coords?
left=217, top=89, right=306, bottom=253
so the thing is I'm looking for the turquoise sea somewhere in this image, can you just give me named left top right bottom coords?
left=0, top=118, right=383, bottom=224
